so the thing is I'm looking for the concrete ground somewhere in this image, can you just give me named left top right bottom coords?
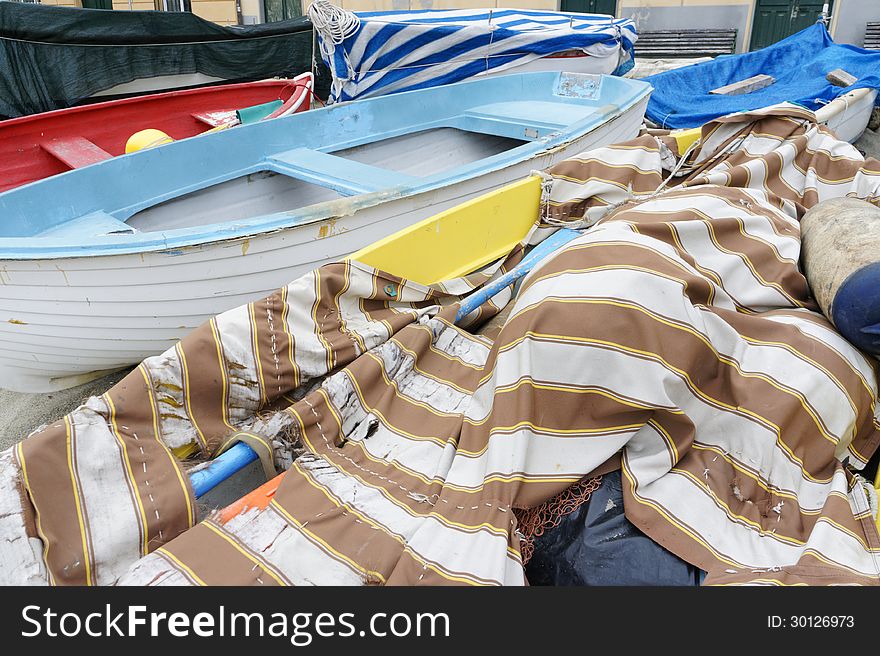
left=0, top=368, right=131, bottom=452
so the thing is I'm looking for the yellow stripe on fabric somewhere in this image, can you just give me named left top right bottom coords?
left=176, top=343, right=208, bottom=452
left=621, top=201, right=797, bottom=266
left=342, top=379, right=448, bottom=447
left=299, top=453, right=509, bottom=538
left=209, top=317, right=235, bottom=432
left=646, top=418, right=681, bottom=464
left=814, top=517, right=880, bottom=554
left=511, top=295, right=840, bottom=448
left=408, top=324, right=483, bottom=371
left=690, top=442, right=804, bottom=507
left=219, top=431, right=273, bottom=455
left=294, top=460, right=499, bottom=585
left=335, top=261, right=367, bottom=355
left=669, top=467, right=806, bottom=547
left=331, top=399, right=584, bottom=497
left=740, top=332, right=864, bottom=425
left=156, top=547, right=207, bottom=586
left=139, top=365, right=194, bottom=528
left=104, top=393, right=149, bottom=557
left=201, top=521, right=288, bottom=586
left=280, top=286, right=301, bottom=390
left=801, top=547, right=880, bottom=579
left=64, top=416, right=93, bottom=586
left=621, top=453, right=746, bottom=569
left=494, top=330, right=831, bottom=484
left=249, top=303, right=268, bottom=408
left=442, top=473, right=583, bottom=493
left=269, top=498, right=386, bottom=584
left=469, top=376, right=675, bottom=426
left=497, top=291, right=840, bottom=446
left=455, top=421, right=641, bottom=459
left=702, top=218, right=807, bottom=308
left=735, top=216, right=797, bottom=266
left=312, top=269, right=335, bottom=375
left=363, top=351, right=464, bottom=420
left=15, top=441, right=55, bottom=586
left=558, top=159, right=659, bottom=175
left=319, top=394, right=445, bottom=488
left=389, top=338, right=475, bottom=396
left=666, top=224, right=723, bottom=300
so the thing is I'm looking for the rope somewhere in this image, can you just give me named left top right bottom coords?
left=515, top=476, right=603, bottom=565
left=308, top=0, right=360, bottom=46
left=535, top=134, right=709, bottom=231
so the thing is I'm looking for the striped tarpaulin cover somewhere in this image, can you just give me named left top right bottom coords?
left=315, top=8, right=637, bottom=103
left=3, top=104, right=880, bottom=586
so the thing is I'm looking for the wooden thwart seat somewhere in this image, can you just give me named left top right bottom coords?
left=38, top=211, right=136, bottom=238
left=41, top=137, right=112, bottom=170
left=191, top=109, right=236, bottom=127
left=268, top=147, right=418, bottom=195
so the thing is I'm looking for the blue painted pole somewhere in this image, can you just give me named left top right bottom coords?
left=455, top=228, right=581, bottom=322
left=189, top=228, right=582, bottom=498
left=189, top=442, right=259, bottom=498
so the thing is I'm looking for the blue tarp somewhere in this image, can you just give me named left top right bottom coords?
left=315, top=9, right=637, bottom=103
left=525, top=472, right=705, bottom=586
left=644, top=23, right=880, bottom=129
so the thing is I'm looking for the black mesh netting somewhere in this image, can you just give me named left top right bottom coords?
left=0, top=2, right=330, bottom=118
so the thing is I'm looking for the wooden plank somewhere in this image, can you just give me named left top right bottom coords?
left=191, top=109, right=237, bottom=127
left=709, top=74, right=775, bottom=96
left=41, top=137, right=112, bottom=170
left=827, top=68, right=858, bottom=88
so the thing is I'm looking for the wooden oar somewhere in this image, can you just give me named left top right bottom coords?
left=193, top=228, right=583, bottom=502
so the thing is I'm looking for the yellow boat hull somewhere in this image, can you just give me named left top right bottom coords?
left=352, top=176, right=542, bottom=286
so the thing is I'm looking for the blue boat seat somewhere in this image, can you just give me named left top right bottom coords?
left=37, top=211, right=137, bottom=238
left=267, top=148, right=418, bottom=196
left=462, top=101, right=600, bottom=140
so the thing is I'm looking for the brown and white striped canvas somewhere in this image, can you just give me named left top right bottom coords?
left=3, top=103, right=880, bottom=586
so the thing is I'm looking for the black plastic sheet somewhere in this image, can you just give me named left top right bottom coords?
left=525, top=471, right=705, bottom=586
left=0, top=3, right=330, bottom=118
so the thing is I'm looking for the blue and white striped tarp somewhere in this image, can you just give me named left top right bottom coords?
left=312, top=7, right=637, bottom=103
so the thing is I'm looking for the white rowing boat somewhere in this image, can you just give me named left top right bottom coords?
left=0, top=71, right=651, bottom=392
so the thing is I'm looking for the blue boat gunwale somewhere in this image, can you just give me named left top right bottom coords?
left=0, top=72, right=652, bottom=260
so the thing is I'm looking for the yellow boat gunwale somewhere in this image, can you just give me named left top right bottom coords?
left=351, top=176, right=543, bottom=286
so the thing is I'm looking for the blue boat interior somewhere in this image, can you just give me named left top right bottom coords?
left=0, top=72, right=652, bottom=257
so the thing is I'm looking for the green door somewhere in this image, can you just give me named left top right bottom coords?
left=263, top=0, right=302, bottom=22
left=561, top=0, right=617, bottom=16
left=750, top=0, right=831, bottom=51
left=81, top=0, right=114, bottom=9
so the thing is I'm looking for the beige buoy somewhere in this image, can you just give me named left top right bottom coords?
left=801, top=197, right=880, bottom=354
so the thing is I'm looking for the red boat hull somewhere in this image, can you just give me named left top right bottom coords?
left=0, top=74, right=313, bottom=193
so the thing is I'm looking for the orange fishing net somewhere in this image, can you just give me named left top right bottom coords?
left=514, top=476, right=603, bottom=565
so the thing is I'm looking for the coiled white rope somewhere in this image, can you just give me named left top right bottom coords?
left=308, top=0, right=360, bottom=45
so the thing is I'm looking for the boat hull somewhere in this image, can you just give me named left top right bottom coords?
left=0, top=75, right=313, bottom=193
left=0, top=94, right=648, bottom=392
left=816, top=87, right=878, bottom=143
